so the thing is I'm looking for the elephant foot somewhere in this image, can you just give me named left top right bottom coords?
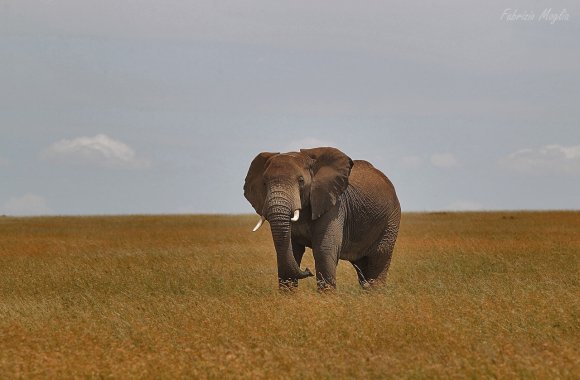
left=316, top=280, right=336, bottom=293
left=278, top=278, right=299, bottom=292
left=359, top=278, right=385, bottom=290
left=359, top=281, right=372, bottom=290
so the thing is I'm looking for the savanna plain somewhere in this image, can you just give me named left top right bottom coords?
left=0, top=212, right=578, bottom=379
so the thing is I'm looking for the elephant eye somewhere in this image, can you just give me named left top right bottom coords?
left=298, top=176, right=304, bottom=184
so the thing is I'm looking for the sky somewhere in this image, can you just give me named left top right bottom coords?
left=1, top=1, right=579, bottom=215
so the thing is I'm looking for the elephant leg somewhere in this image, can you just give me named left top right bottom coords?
left=351, top=253, right=389, bottom=288
left=312, top=206, right=343, bottom=290
left=292, top=241, right=305, bottom=266
left=313, top=248, right=339, bottom=290
left=288, top=241, right=306, bottom=288
left=351, top=257, right=371, bottom=289
left=312, top=233, right=341, bottom=290
left=360, top=228, right=398, bottom=286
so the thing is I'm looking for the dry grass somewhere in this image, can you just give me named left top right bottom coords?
left=0, top=212, right=578, bottom=378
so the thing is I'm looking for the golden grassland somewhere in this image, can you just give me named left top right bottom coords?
left=0, top=212, right=578, bottom=378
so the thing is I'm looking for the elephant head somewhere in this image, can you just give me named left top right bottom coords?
left=244, top=147, right=354, bottom=283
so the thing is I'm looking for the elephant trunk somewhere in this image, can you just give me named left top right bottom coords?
left=265, top=196, right=312, bottom=284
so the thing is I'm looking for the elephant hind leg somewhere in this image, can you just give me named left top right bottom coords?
left=351, top=257, right=371, bottom=289
left=352, top=254, right=388, bottom=288
left=353, top=228, right=398, bottom=288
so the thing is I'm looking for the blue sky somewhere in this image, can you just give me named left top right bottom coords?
left=1, top=1, right=579, bottom=215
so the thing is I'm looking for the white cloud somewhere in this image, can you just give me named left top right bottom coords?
left=284, top=137, right=337, bottom=152
left=501, top=144, right=580, bottom=175
left=430, top=153, right=459, bottom=168
left=447, top=200, right=484, bottom=211
left=44, top=134, right=149, bottom=168
left=2, top=193, right=52, bottom=216
left=400, top=155, right=423, bottom=169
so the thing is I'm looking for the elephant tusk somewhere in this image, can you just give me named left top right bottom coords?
left=252, top=216, right=265, bottom=232
left=291, top=209, right=300, bottom=222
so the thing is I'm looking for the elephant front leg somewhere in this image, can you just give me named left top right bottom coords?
left=312, top=231, right=342, bottom=290
left=312, top=209, right=343, bottom=291
left=313, top=248, right=339, bottom=290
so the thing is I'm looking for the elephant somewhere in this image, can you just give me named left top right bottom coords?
left=244, top=147, right=401, bottom=290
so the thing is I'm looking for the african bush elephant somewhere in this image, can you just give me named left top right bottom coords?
left=244, top=147, right=401, bottom=290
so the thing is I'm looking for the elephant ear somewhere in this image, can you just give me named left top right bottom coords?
left=300, top=147, right=354, bottom=220
left=244, top=152, right=279, bottom=215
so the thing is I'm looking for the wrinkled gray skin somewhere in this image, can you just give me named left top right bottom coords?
left=244, top=147, right=401, bottom=290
